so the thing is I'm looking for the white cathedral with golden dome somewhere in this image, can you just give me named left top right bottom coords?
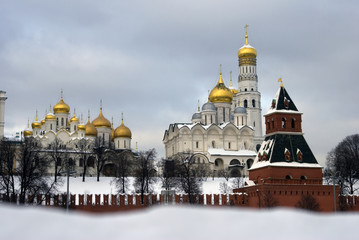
left=163, top=27, right=263, bottom=177
left=24, top=93, right=132, bottom=151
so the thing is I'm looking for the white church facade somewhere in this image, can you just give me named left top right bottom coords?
left=163, top=29, right=263, bottom=177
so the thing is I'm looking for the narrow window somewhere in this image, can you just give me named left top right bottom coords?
left=223, top=108, right=225, bottom=122
left=50, top=124, right=52, bottom=130
left=228, top=142, right=231, bottom=149
left=61, top=118, right=64, bottom=126
left=244, top=100, right=248, bottom=108
left=282, top=118, right=286, bottom=128
left=124, top=140, right=126, bottom=148
left=56, top=118, right=58, bottom=127
left=291, top=118, right=295, bottom=128
left=252, top=99, right=255, bottom=107
left=196, top=141, right=199, bottom=148
left=205, top=115, right=207, bottom=125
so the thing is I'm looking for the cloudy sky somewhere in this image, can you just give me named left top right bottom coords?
left=1, top=0, right=358, bottom=165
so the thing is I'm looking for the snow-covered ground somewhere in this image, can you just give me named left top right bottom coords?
left=0, top=204, right=358, bottom=239
left=56, top=177, right=238, bottom=195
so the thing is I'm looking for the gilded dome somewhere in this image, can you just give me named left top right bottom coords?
left=70, top=113, right=79, bottom=123
left=41, top=118, right=45, bottom=125
left=45, top=112, right=56, bottom=121
left=78, top=119, right=86, bottom=131
left=85, top=117, right=97, bottom=137
left=24, top=120, right=33, bottom=137
left=53, top=96, right=70, bottom=114
left=31, top=115, right=41, bottom=129
left=238, top=33, right=257, bottom=59
left=24, top=129, right=33, bottom=137
left=92, top=108, right=111, bottom=128
left=208, top=73, right=233, bottom=103
left=114, top=121, right=132, bottom=139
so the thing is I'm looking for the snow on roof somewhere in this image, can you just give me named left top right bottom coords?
left=176, top=122, right=247, bottom=131
left=208, top=148, right=256, bottom=157
left=250, top=161, right=322, bottom=170
left=266, top=109, right=303, bottom=115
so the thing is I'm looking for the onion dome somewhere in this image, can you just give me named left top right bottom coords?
left=41, top=118, right=45, bottom=125
left=115, top=119, right=132, bottom=139
left=31, top=113, right=41, bottom=129
left=45, top=107, right=56, bottom=121
left=192, top=112, right=201, bottom=120
left=92, top=108, right=111, bottom=128
left=78, top=117, right=86, bottom=131
left=85, top=116, right=97, bottom=137
left=70, top=112, right=79, bottom=123
left=24, top=120, right=33, bottom=137
left=53, top=93, right=70, bottom=114
left=238, top=29, right=257, bottom=59
left=202, top=102, right=216, bottom=111
left=208, top=72, right=233, bottom=103
left=234, top=106, right=247, bottom=114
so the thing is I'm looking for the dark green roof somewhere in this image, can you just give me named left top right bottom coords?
left=275, top=87, right=298, bottom=111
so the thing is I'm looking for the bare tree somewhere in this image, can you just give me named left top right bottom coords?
left=0, top=137, right=58, bottom=204
left=74, top=138, right=92, bottom=182
left=160, top=158, right=179, bottom=192
left=47, top=137, right=65, bottom=182
left=325, top=134, right=359, bottom=194
left=0, top=139, right=17, bottom=202
left=295, top=194, right=320, bottom=211
left=261, top=191, right=278, bottom=208
left=112, top=150, right=133, bottom=194
left=93, top=137, right=109, bottom=182
left=174, top=153, right=202, bottom=204
left=134, top=148, right=157, bottom=204
left=218, top=169, right=231, bottom=181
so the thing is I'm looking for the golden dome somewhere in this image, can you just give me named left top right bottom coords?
left=237, top=33, right=257, bottom=59
left=114, top=120, right=132, bottom=139
left=45, top=113, right=56, bottom=120
left=31, top=114, right=41, bottom=129
left=208, top=73, right=233, bottom=103
left=70, top=113, right=79, bottom=123
left=78, top=119, right=86, bottom=131
left=53, top=96, right=70, bottom=114
left=92, top=108, right=111, bottom=128
left=24, top=120, right=33, bottom=137
left=41, top=118, right=45, bottom=125
left=85, top=116, right=97, bottom=137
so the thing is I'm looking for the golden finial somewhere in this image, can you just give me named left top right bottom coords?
left=136, top=142, right=138, bottom=152
left=230, top=71, right=233, bottom=87
left=73, top=108, right=76, bottom=117
left=27, top=118, right=30, bottom=128
left=278, top=78, right=283, bottom=87
left=220, top=64, right=222, bottom=75
left=100, top=99, right=102, bottom=110
left=35, top=110, right=38, bottom=121
left=111, top=116, right=114, bottom=127
left=244, top=24, right=249, bottom=45
left=49, top=105, right=52, bottom=113
left=60, top=89, right=63, bottom=99
left=88, top=109, right=90, bottom=121
left=121, top=112, right=124, bottom=124
left=197, top=100, right=200, bottom=112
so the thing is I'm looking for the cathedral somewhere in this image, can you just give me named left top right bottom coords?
left=163, top=29, right=263, bottom=177
left=22, top=92, right=133, bottom=176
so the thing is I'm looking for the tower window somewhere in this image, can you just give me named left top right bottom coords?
left=61, top=118, right=64, bottom=126
left=196, top=141, right=199, bottom=148
left=56, top=118, right=58, bottom=126
left=291, top=118, right=295, bottom=128
left=223, top=108, right=225, bottom=122
left=244, top=100, right=248, bottom=108
left=50, top=124, right=53, bottom=130
left=228, top=142, right=231, bottom=149
left=252, top=99, right=255, bottom=107
left=212, top=141, right=215, bottom=148
left=245, top=88, right=247, bottom=92
left=282, top=118, right=286, bottom=128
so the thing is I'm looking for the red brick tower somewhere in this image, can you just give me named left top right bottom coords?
left=249, top=80, right=323, bottom=184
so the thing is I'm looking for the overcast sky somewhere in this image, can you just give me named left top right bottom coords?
left=1, top=0, right=358, bottom=166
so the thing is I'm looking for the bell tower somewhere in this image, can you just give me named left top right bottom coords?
left=237, top=25, right=263, bottom=147
left=0, top=90, right=7, bottom=139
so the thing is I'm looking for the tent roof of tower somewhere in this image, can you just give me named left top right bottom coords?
left=266, top=86, right=302, bottom=115
left=250, top=134, right=321, bottom=170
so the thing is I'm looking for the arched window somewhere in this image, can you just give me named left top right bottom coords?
left=252, top=99, right=255, bottom=107
left=56, top=118, right=59, bottom=127
left=244, top=100, right=248, bottom=108
left=285, top=175, right=293, bottom=180
left=230, top=159, right=240, bottom=165
left=282, top=118, right=286, bottom=128
left=212, top=141, right=215, bottom=148
left=61, top=118, right=64, bottom=126
left=300, top=176, right=307, bottom=180
left=291, top=118, right=295, bottom=128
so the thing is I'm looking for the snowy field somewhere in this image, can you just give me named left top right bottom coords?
left=56, top=177, right=237, bottom=195
left=1, top=204, right=358, bottom=240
